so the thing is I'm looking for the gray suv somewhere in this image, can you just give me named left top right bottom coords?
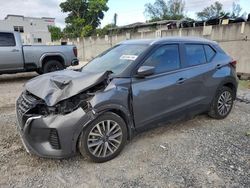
left=16, top=37, right=238, bottom=162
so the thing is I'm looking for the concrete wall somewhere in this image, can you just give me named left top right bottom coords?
left=220, top=41, right=250, bottom=74
left=64, top=22, right=250, bottom=74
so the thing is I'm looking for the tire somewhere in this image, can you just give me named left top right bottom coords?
left=43, top=60, right=64, bottom=74
left=78, top=112, right=127, bottom=163
left=36, top=69, right=43, bottom=75
left=208, top=86, right=234, bottom=119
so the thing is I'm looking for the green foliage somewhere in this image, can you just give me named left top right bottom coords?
left=196, top=1, right=242, bottom=20
left=239, top=80, right=250, bottom=90
left=144, top=0, right=185, bottom=22
left=184, top=17, right=195, bottom=22
left=81, top=25, right=94, bottom=37
left=196, top=1, right=225, bottom=20
left=60, top=0, right=109, bottom=38
left=48, top=26, right=62, bottom=41
left=95, top=24, right=116, bottom=36
left=231, top=2, right=242, bottom=18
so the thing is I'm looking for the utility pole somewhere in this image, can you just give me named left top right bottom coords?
left=114, top=13, right=117, bottom=26
left=110, top=13, right=117, bottom=47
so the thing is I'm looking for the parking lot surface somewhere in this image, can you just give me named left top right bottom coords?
left=0, top=72, right=249, bottom=188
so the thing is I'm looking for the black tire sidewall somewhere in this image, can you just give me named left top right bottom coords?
left=79, top=112, right=127, bottom=163
left=43, top=60, right=64, bottom=73
left=209, top=86, right=234, bottom=119
left=36, top=69, right=43, bottom=75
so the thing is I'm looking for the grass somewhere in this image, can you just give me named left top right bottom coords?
left=239, top=80, right=250, bottom=90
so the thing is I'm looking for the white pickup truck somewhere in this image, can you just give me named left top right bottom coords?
left=0, top=31, right=79, bottom=74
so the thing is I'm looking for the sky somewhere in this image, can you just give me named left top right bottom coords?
left=0, top=0, right=249, bottom=28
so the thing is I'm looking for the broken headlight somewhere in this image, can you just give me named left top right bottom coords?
left=28, top=93, right=91, bottom=116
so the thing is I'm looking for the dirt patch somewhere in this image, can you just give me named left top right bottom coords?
left=0, top=72, right=37, bottom=109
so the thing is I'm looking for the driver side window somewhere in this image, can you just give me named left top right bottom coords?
left=144, top=44, right=180, bottom=74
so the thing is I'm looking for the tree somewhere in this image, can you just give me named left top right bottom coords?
left=144, top=0, right=185, bottom=22
left=48, top=26, right=62, bottom=41
left=95, top=24, right=116, bottom=36
left=60, top=0, right=109, bottom=38
left=196, top=1, right=225, bottom=20
left=231, top=2, right=242, bottom=18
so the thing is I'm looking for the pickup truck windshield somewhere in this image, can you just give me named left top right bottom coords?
left=81, top=44, right=148, bottom=74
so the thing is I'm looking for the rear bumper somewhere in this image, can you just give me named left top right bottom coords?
left=16, top=108, right=92, bottom=159
left=71, top=59, right=79, bottom=66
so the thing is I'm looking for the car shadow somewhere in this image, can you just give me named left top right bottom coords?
left=21, top=114, right=212, bottom=165
left=130, top=114, right=210, bottom=142
left=0, top=72, right=38, bottom=83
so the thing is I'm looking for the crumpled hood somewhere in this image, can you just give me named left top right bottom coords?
left=25, top=69, right=110, bottom=106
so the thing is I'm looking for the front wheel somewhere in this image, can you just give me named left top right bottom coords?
left=208, top=86, right=234, bottom=119
left=78, top=112, right=127, bottom=162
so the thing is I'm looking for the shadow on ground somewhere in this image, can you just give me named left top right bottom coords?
left=0, top=72, right=38, bottom=83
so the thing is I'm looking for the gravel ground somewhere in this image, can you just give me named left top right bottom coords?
left=0, top=72, right=249, bottom=188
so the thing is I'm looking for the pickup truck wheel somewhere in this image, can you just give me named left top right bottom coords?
left=78, top=112, right=127, bottom=163
left=36, top=69, right=43, bottom=75
left=43, top=60, right=64, bottom=73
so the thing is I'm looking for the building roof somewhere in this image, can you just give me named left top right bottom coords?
left=110, top=20, right=179, bottom=30
left=4, top=14, right=55, bottom=20
left=42, top=17, right=55, bottom=20
left=5, top=14, right=24, bottom=19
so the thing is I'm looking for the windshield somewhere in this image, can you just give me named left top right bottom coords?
left=81, top=44, right=148, bottom=74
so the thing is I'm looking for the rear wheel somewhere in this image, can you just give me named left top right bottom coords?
left=208, top=86, right=234, bottom=119
left=43, top=60, right=64, bottom=74
left=36, top=69, right=43, bottom=75
left=78, top=112, right=127, bottom=162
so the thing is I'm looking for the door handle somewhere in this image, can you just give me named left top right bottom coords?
left=176, top=78, right=186, bottom=84
left=11, top=49, right=19, bottom=52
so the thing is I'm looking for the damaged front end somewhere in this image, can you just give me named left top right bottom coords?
left=16, top=70, right=111, bottom=158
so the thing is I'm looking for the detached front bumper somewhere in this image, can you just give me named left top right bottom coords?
left=16, top=108, right=93, bottom=159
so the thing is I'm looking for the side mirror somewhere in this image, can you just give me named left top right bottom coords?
left=136, top=66, right=155, bottom=78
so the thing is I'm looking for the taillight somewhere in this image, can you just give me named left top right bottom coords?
left=73, top=47, right=78, bottom=57
left=230, top=60, right=237, bottom=69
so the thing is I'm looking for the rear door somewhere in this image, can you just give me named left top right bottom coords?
left=131, top=44, right=192, bottom=128
left=0, top=32, right=23, bottom=71
left=181, top=43, right=217, bottom=107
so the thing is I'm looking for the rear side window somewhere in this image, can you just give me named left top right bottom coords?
left=144, top=44, right=180, bottom=74
left=184, top=44, right=206, bottom=67
left=214, top=44, right=227, bottom=54
left=204, top=45, right=216, bottom=61
left=0, top=33, right=16, bottom=47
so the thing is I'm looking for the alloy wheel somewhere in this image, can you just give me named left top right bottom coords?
left=217, top=91, right=233, bottom=116
left=87, top=120, right=123, bottom=158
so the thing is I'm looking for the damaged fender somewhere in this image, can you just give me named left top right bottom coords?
left=89, top=78, right=135, bottom=139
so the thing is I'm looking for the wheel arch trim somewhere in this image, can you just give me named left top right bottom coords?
left=39, top=53, right=66, bottom=68
left=92, top=104, right=134, bottom=140
left=217, top=77, right=238, bottom=99
left=74, top=104, right=134, bottom=150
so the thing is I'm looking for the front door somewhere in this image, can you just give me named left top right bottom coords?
left=131, top=44, right=206, bottom=129
left=0, top=32, right=23, bottom=71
